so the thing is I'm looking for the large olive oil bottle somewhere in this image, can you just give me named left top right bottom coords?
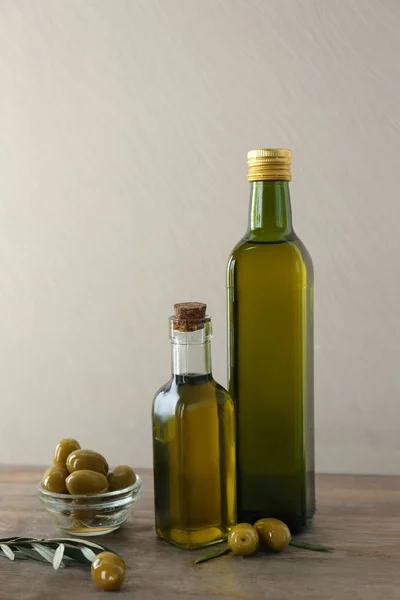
left=227, top=149, right=315, bottom=533
left=152, top=302, right=236, bottom=549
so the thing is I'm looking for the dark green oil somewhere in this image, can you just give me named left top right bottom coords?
left=227, top=181, right=315, bottom=533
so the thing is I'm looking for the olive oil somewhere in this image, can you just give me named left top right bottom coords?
left=227, top=149, right=315, bottom=533
left=152, top=303, right=236, bottom=549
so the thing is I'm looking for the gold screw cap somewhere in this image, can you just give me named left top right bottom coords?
left=247, top=148, right=292, bottom=182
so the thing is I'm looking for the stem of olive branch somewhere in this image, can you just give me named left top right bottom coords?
left=289, top=540, right=335, bottom=552
left=193, top=540, right=335, bottom=564
left=193, top=546, right=231, bottom=565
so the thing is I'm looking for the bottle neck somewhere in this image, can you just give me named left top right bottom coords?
left=171, top=329, right=212, bottom=377
left=247, top=180, right=294, bottom=242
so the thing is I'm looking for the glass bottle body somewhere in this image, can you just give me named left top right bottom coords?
left=152, top=321, right=236, bottom=549
left=227, top=181, right=315, bottom=533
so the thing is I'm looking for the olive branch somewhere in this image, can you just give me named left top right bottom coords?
left=193, top=540, right=335, bottom=564
left=0, top=537, right=118, bottom=570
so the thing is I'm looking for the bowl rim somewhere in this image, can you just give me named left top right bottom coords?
left=39, top=473, right=142, bottom=500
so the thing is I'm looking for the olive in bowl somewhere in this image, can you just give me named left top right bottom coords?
left=39, top=472, right=141, bottom=536
left=40, top=439, right=141, bottom=535
left=66, top=449, right=109, bottom=476
left=53, top=438, right=81, bottom=466
left=41, top=465, right=69, bottom=494
left=108, top=465, right=137, bottom=491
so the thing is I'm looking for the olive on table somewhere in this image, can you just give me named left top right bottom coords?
left=228, top=523, right=259, bottom=556
left=66, top=470, right=109, bottom=495
left=107, top=465, right=137, bottom=491
left=254, top=518, right=291, bottom=552
left=53, top=438, right=81, bottom=466
left=91, top=551, right=126, bottom=591
left=41, top=465, right=69, bottom=494
left=66, top=449, right=109, bottom=476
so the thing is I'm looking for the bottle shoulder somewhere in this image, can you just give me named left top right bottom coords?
left=152, top=378, right=175, bottom=413
left=227, top=236, right=314, bottom=285
left=152, top=376, right=233, bottom=414
left=152, top=378, right=172, bottom=400
left=228, top=236, right=313, bottom=265
left=212, top=379, right=235, bottom=404
left=227, top=237, right=248, bottom=263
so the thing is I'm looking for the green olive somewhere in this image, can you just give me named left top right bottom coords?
left=254, top=518, right=291, bottom=552
left=53, top=438, right=80, bottom=466
left=107, top=465, right=137, bottom=491
left=41, top=464, right=68, bottom=494
left=71, top=498, right=98, bottom=524
left=66, top=449, right=108, bottom=476
left=65, top=470, right=109, bottom=495
left=91, top=551, right=126, bottom=590
left=228, top=523, right=259, bottom=556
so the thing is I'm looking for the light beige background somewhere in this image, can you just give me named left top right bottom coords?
left=0, top=0, right=399, bottom=474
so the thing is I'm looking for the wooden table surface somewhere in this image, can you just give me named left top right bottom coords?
left=0, top=469, right=399, bottom=600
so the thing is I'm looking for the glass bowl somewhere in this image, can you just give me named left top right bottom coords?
left=39, top=474, right=142, bottom=536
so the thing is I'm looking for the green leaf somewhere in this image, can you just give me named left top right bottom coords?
left=45, top=538, right=108, bottom=551
left=7, top=551, right=29, bottom=560
left=0, top=537, right=37, bottom=545
left=53, top=544, right=65, bottom=570
left=0, top=544, right=15, bottom=561
left=79, top=546, right=97, bottom=562
left=193, top=546, right=231, bottom=565
left=289, top=540, right=335, bottom=552
left=48, top=538, right=118, bottom=557
left=31, top=543, right=57, bottom=564
left=15, top=547, right=50, bottom=563
left=61, top=546, right=93, bottom=565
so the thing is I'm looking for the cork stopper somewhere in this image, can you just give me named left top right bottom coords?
left=173, top=302, right=207, bottom=332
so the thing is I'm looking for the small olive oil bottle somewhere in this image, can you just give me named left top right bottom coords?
left=227, top=149, right=315, bottom=533
left=152, top=302, right=236, bottom=549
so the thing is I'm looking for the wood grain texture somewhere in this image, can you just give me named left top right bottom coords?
left=1, top=469, right=400, bottom=599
